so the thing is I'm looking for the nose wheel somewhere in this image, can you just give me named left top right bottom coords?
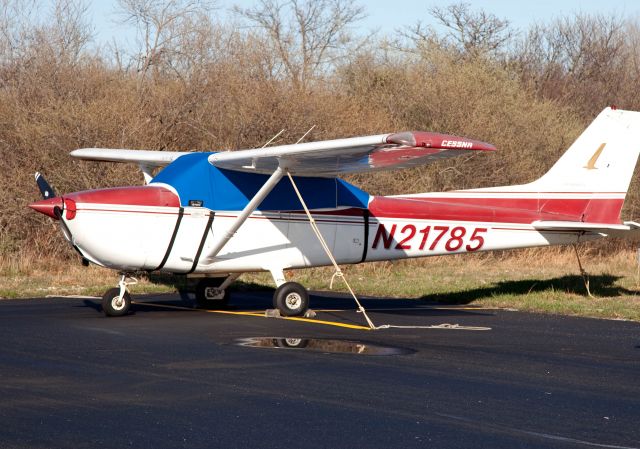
left=102, top=273, right=136, bottom=317
left=102, top=287, right=132, bottom=317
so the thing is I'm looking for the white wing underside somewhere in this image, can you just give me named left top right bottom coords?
left=70, top=148, right=188, bottom=167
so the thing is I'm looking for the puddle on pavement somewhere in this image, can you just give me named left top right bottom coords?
left=236, top=337, right=415, bottom=356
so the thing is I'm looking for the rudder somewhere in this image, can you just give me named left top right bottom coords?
left=529, top=107, right=640, bottom=194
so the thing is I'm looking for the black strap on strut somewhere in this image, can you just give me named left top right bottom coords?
left=150, top=206, right=184, bottom=272
left=187, top=211, right=215, bottom=274
left=359, top=209, right=370, bottom=263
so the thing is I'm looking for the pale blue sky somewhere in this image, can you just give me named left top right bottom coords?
left=84, top=0, right=637, bottom=49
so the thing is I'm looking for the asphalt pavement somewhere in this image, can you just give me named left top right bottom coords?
left=0, top=290, right=638, bottom=449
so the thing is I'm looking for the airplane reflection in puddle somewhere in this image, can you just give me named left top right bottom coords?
left=236, top=337, right=415, bottom=356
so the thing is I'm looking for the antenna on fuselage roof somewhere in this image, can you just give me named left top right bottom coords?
left=295, top=125, right=316, bottom=144
left=261, top=129, right=286, bottom=148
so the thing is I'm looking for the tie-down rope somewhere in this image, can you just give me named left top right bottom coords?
left=572, top=242, right=594, bottom=298
left=285, top=170, right=377, bottom=329
left=285, top=170, right=491, bottom=332
left=376, top=323, right=491, bottom=330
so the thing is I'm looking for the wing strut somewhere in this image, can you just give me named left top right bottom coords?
left=204, top=166, right=285, bottom=261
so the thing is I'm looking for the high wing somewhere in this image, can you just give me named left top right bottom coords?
left=69, top=131, right=495, bottom=177
left=208, top=132, right=496, bottom=176
left=70, top=148, right=189, bottom=167
left=70, top=148, right=190, bottom=183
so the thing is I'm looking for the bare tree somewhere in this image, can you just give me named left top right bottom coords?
left=0, top=0, right=39, bottom=63
left=234, top=0, right=366, bottom=90
left=0, top=0, right=92, bottom=85
left=432, top=2, right=513, bottom=57
left=39, top=0, right=93, bottom=64
left=403, top=2, right=513, bottom=59
left=400, top=2, right=516, bottom=60
left=515, top=13, right=629, bottom=117
left=116, top=0, right=216, bottom=79
left=517, top=14, right=626, bottom=80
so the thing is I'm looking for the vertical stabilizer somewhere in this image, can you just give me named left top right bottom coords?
left=449, top=107, right=640, bottom=224
left=526, top=107, right=640, bottom=193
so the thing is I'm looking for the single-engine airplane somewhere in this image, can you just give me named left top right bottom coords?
left=30, top=107, right=640, bottom=318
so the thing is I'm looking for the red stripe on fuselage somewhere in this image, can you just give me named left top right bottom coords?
left=369, top=196, right=624, bottom=224
left=62, top=184, right=625, bottom=226
left=65, top=186, right=180, bottom=207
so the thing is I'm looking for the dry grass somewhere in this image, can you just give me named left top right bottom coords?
left=289, top=248, right=640, bottom=321
left=3, top=248, right=639, bottom=321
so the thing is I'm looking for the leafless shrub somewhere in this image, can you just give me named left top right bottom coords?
left=340, top=45, right=582, bottom=196
left=514, top=13, right=631, bottom=118
left=3, top=1, right=640, bottom=264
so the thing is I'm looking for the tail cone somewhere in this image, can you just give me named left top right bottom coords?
left=29, top=197, right=64, bottom=219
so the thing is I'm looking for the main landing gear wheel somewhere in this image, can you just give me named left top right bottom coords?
left=102, top=288, right=132, bottom=317
left=196, top=278, right=229, bottom=309
left=273, top=282, right=309, bottom=317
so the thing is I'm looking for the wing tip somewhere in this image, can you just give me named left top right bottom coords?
left=69, top=148, right=93, bottom=158
left=387, top=131, right=496, bottom=151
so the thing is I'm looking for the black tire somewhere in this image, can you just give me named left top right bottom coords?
left=273, top=282, right=309, bottom=317
left=102, top=287, right=132, bottom=317
left=195, top=277, right=229, bottom=309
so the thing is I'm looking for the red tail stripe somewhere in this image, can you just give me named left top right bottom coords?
left=369, top=196, right=624, bottom=224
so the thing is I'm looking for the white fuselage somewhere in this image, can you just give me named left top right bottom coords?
left=64, top=202, right=593, bottom=274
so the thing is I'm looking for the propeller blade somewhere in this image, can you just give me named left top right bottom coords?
left=35, top=172, right=57, bottom=199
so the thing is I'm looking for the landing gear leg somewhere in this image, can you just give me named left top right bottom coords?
left=269, top=268, right=310, bottom=317
left=195, top=274, right=239, bottom=309
left=102, top=273, right=136, bottom=317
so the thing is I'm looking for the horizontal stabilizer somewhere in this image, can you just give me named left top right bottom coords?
left=532, top=220, right=640, bottom=238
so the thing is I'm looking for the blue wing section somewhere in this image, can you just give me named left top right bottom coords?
left=151, top=152, right=370, bottom=210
